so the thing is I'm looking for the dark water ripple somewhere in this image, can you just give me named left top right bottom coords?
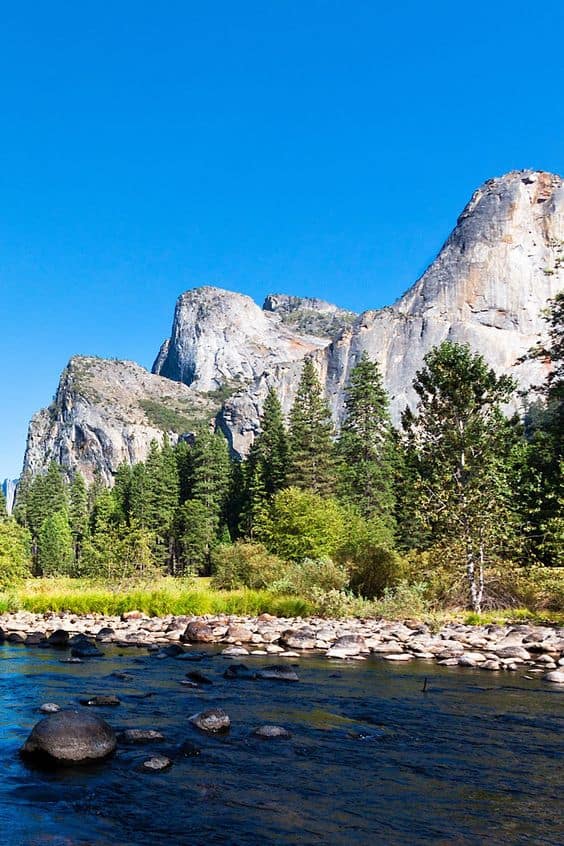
left=1, top=643, right=562, bottom=846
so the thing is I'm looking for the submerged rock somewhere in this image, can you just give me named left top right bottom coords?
left=120, top=729, right=165, bottom=743
left=253, top=725, right=292, bottom=739
left=79, top=695, right=121, bottom=707
left=142, top=756, right=171, bottom=771
left=21, top=710, right=116, bottom=764
left=39, top=703, right=61, bottom=714
left=256, top=665, right=299, bottom=682
left=224, top=663, right=257, bottom=680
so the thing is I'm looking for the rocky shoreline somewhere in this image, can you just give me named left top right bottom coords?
left=1, top=611, right=564, bottom=683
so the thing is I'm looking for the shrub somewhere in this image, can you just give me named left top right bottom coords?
left=211, top=541, right=286, bottom=590
left=0, top=520, right=32, bottom=589
left=272, top=556, right=349, bottom=598
left=262, top=487, right=346, bottom=561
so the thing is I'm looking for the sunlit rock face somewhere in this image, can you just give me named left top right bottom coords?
left=22, top=357, right=216, bottom=484
left=23, top=170, right=563, bottom=474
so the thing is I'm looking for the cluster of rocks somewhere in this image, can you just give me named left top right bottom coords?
left=20, top=703, right=287, bottom=770
left=2, top=611, right=564, bottom=683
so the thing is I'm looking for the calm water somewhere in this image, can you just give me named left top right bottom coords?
left=1, top=641, right=562, bottom=846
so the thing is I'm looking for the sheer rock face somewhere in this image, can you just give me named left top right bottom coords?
left=322, top=170, right=563, bottom=422
left=22, top=170, right=563, bottom=475
left=22, top=357, right=215, bottom=484
left=151, top=286, right=332, bottom=391
left=222, top=170, right=563, bottom=451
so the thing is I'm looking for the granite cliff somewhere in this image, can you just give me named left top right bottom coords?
left=22, top=169, right=563, bottom=478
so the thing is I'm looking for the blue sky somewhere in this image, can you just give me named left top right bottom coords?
left=2, top=1, right=563, bottom=478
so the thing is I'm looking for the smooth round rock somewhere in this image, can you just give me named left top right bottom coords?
left=21, top=710, right=116, bottom=764
left=189, top=708, right=231, bottom=733
left=39, top=703, right=61, bottom=714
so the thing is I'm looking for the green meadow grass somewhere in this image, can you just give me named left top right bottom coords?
left=0, top=577, right=312, bottom=618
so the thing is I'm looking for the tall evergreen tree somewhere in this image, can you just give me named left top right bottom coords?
left=69, top=472, right=89, bottom=564
left=0, top=488, right=7, bottom=520
left=287, top=358, right=335, bottom=495
left=143, top=437, right=180, bottom=568
left=27, top=462, right=68, bottom=539
left=337, top=352, right=396, bottom=533
left=191, top=429, right=231, bottom=520
left=240, top=388, right=288, bottom=538
left=516, top=293, right=564, bottom=565
left=174, top=439, right=194, bottom=503
left=402, top=341, right=517, bottom=612
left=38, top=509, right=74, bottom=576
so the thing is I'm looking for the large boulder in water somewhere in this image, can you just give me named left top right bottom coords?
left=21, top=710, right=117, bottom=764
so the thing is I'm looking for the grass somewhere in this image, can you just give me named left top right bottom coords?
left=0, top=577, right=313, bottom=618
left=1, top=578, right=562, bottom=624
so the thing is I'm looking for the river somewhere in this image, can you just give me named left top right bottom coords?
left=1, top=642, right=562, bottom=845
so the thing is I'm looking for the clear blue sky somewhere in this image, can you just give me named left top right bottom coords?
left=2, top=1, right=563, bottom=479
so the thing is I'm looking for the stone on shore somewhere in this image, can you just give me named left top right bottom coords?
left=543, top=669, right=564, bottom=683
left=21, top=710, right=116, bottom=764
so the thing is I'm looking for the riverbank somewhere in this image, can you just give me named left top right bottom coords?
left=1, top=609, right=563, bottom=682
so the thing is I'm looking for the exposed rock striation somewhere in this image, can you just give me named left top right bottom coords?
left=22, top=169, right=563, bottom=474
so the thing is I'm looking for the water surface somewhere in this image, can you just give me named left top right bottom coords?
left=1, top=642, right=562, bottom=845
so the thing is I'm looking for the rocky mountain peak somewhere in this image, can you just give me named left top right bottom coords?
left=22, top=169, right=563, bottom=479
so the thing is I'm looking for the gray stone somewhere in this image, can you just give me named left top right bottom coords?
left=253, top=725, right=292, bottom=739
left=21, top=710, right=116, bottom=764
left=189, top=708, right=231, bottom=733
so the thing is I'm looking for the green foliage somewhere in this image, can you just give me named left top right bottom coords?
left=0, top=520, right=32, bottom=589
left=211, top=541, right=286, bottom=590
left=287, top=358, right=336, bottom=495
left=139, top=399, right=195, bottom=433
left=402, top=341, right=517, bottom=612
left=175, top=499, right=218, bottom=575
left=272, top=557, right=349, bottom=597
left=69, top=473, right=89, bottom=561
left=27, top=462, right=68, bottom=539
left=38, top=510, right=74, bottom=576
left=0, top=488, right=7, bottom=520
left=81, top=520, right=159, bottom=581
left=191, top=429, right=231, bottom=520
left=337, top=352, right=396, bottom=528
left=263, top=487, right=346, bottom=561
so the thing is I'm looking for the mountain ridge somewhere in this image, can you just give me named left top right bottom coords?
left=22, top=169, right=563, bottom=480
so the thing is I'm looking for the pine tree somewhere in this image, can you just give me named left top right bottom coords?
left=191, top=429, right=231, bottom=521
left=240, top=388, right=288, bottom=538
left=69, top=473, right=89, bottom=564
left=0, top=488, right=7, bottom=521
left=128, top=463, right=149, bottom=527
left=402, top=341, right=517, bottom=612
left=174, top=439, right=194, bottom=503
left=287, top=358, right=335, bottom=495
left=12, top=473, right=31, bottom=527
left=113, top=464, right=133, bottom=523
left=337, top=352, right=396, bottom=533
left=38, top=509, right=74, bottom=576
left=142, top=437, right=180, bottom=568
left=175, top=499, right=217, bottom=574
left=256, top=389, right=288, bottom=495
left=27, top=462, right=68, bottom=539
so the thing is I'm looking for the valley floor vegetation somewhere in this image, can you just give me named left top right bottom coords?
left=1, top=294, right=562, bottom=620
